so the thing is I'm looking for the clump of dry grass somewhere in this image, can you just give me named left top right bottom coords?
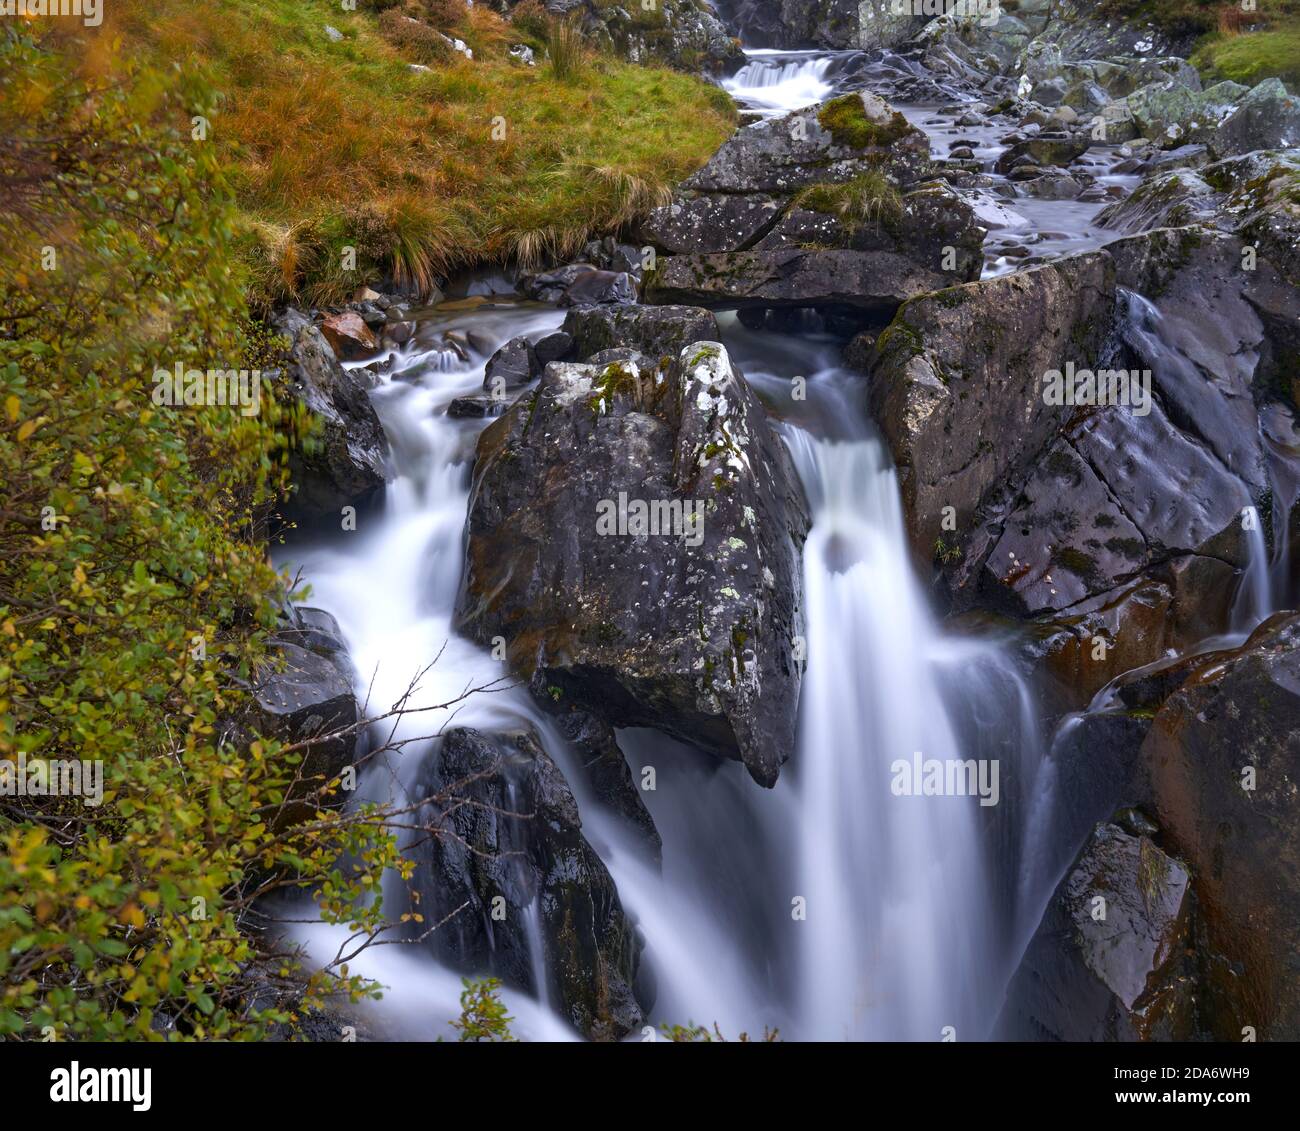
left=547, top=13, right=586, bottom=80
left=572, top=163, right=675, bottom=226
left=378, top=9, right=454, bottom=64
left=509, top=0, right=551, bottom=40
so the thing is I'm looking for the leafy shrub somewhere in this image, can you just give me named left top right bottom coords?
left=0, top=27, right=403, bottom=1041
left=450, top=977, right=516, bottom=1041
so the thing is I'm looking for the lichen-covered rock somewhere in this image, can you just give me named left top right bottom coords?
left=1210, top=150, right=1300, bottom=289
left=1124, top=79, right=1245, bottom=147
left=456, top=342, right=809, bottom=787
left=681, top=92, right=932, bottom=196
left=998, top=821, right=1195, bottom=1040
left=1215, top=78, right=1300, bottom=158
left=645, top=245, right=955, bottom=321
left=640, top=92, right=967, bottom=320
left=641, top=192, right=785, bottom=254
left=754, top=177, right=984, bottom=268
left=408, top=726, right=645, bottom=1040
left=1096, top=168, right=1217, bottom=233
left=271, top=309, right=389, bottom=517
left=560, top=303, right=720, bottom=364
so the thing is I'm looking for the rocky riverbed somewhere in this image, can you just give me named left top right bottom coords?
left=265, top=1, right=1300, bottom=1042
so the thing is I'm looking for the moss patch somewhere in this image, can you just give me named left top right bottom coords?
left=816, top=94, right=910, bottom=150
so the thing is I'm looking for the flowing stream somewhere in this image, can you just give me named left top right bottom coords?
left=277, top=47, right=1282, bottom=1041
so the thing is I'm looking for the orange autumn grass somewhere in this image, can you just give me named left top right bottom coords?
left=92, top=0, right=733, bottom=309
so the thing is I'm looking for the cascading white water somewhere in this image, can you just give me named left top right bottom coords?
left=280, top=302, right=584, bottom=1041
left=722, top=51, right=833, bottom=117
left=280, top=306, right=1041, bottom=1041
left=787, top=429, right=998, bottom=1040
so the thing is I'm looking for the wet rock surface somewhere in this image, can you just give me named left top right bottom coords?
left=409, top=725, right=645, bottom=1040
left=271, top=308, right=390, bottom=518
left=642, top=91, right=986, bottom=321
left=999, top=820, right=1194, bottom=1040
left=456, top=342, right=809, bottom=787
left=1143, top=613, right=1300, bottom=1038
left=868, top=251, right=1117, bottom=569
left=870, top=226, right=1299, bottom=640
left=560, top=303, right=721, bottom=364
left=246, top=608, right=362, bottom=825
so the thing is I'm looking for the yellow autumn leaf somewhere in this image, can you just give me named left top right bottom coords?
left=16, top=419, right=38, bottom=442
left=5, top=396, right=18, bottom=422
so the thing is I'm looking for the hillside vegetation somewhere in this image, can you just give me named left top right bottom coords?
left=108, top=0, right=736, bottom=307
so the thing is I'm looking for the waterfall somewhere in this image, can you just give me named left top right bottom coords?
left=786, top=429, right=999, bottom=1040
left=277, top=304, right=1044, bottom=1041
left=722, top=52, right=834, bottom=117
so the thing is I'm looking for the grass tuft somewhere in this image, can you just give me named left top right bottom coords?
left=796, top=171, right=903, bottom=233
left=547, top=13, right=587, bottom=80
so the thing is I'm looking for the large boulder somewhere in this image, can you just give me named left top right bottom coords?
left=998, top=819, right=1195, bottom=1040
left=1211, top=150, right=1300, bottom=289
left=1096, top=168, right=1218, bottom=234
left=1124, top=79, right=1246, bottom=147
left=871, top=228, right=1300, bottom=639
left=641, top=92, right=961, bottom=320
left=409, top=726, right=645, bottom=1040
left=868, top=251, right=1117, bottom=566
left=482, top=335, right=540, bottom=393
left=645, top=179, right=984, bottom=318
left=1215, top=78, right=1300, bottom=158
left=646, top=245, right=955, bottom=321
left=1143, top=613, right=1300, bottom=1038
left=682, top=92, right=931, bottom=197
left=641, top=192, right=785, bottom=255
left=271, top=309, right=389, bottom=518
left=857, top=1, right=926, bottom=50
left=456, top=342, right=810, bottom=787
